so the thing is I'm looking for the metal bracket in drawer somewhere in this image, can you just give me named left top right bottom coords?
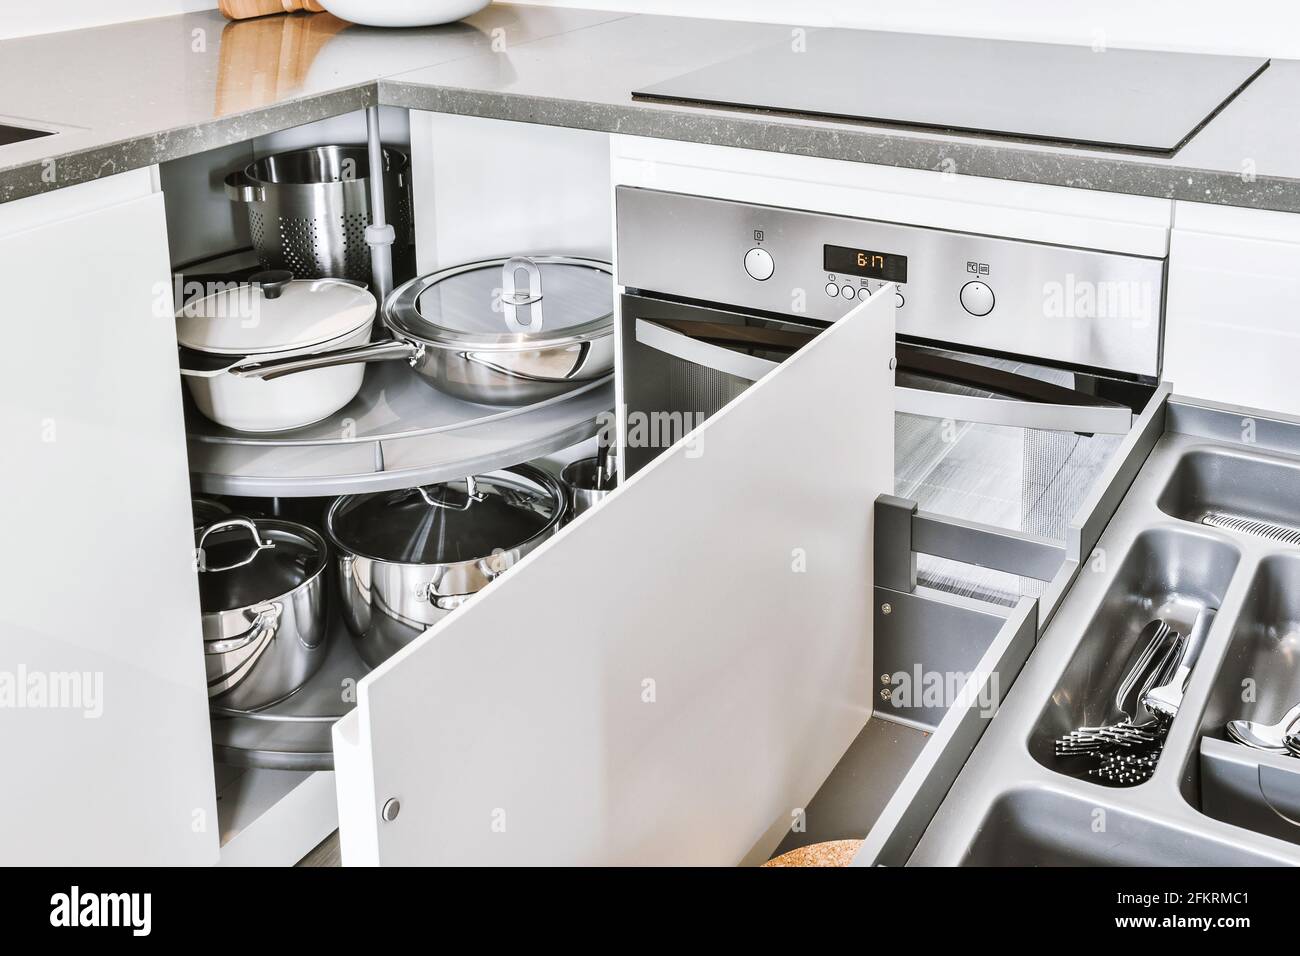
left=872, top=585, right=1022, bottom=730
left=857, top=595, right=1038, bottom=867
left=894, top=386, right=1134, bottom=435
left=875, top=494, right=1069, bottom=595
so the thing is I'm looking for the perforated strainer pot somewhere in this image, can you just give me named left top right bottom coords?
left=225, top=145, right=413, bottom=283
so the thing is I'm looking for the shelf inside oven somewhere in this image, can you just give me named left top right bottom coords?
left=186, top=360, right=612, bottom=498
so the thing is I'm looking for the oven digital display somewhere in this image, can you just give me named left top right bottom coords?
left=823, top=244, right=908, bottom=283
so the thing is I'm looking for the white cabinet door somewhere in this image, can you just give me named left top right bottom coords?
left=334, top=287, right=896, bottom=866
left=0, top=171, right=218, bottom=864
left=1166, top=202, right=1300, bottom=415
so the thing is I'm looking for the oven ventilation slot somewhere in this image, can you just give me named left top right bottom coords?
left=1201, top=510, right=1300, bottom=546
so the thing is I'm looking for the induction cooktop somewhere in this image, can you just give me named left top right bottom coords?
left=633, top=30, right=1268, bottom=155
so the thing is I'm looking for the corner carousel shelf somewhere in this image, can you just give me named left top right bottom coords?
left=210, top=614, right=366, bottom=772
left=187, top=360, right=613, bottom=498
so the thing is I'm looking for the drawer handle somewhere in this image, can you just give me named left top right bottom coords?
left=634, top=318, right=782, bottom=383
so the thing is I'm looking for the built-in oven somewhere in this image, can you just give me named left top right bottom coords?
left=615, top=187, right=1165, bottom=605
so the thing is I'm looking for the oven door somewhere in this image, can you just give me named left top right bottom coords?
left=620, top=291, right=1148, bottom=604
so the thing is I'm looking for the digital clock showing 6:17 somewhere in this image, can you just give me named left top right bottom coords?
left=824, top=244, right=908, bottom=283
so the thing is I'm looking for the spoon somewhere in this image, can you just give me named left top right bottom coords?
left=1226, top=700, right=1300, bottom=754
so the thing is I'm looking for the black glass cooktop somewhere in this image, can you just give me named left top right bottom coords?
left=634, top=30, right=1268, bottom=155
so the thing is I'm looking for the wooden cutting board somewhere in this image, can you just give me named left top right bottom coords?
left=219, top=0, right=326, bottom=21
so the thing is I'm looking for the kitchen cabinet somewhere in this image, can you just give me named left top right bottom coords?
left=1166, top=201, right=1300, bottom=416
left=10, top=100, right=1296, bottom=867
left=0, top=168, right=217, bottom=864
left=333, top=284, right=896, bottom=865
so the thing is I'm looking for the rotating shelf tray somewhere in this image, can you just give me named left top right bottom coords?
left=210, top=615, right=367, bottom=772
left=186, top=360, right=613, bottom=497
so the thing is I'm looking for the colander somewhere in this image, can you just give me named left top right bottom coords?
left=225, top=144, right=413, bottom=284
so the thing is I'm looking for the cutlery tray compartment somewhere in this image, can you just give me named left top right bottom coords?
left=1201, top=738, right=1300, bottom=845
left=1195, top=554, right=1300, bottom=843
left=1158, top=447, right=1300, bottom=542
left=1028, top=527, right=1240, bottom=783
left=1194, top=554, right=1300, bottom=747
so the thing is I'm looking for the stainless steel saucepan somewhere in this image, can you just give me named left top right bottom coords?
left=197, top=516, right=331, bottom=712
left=325, top=465, right=566, bottom=667
left=231, top=255, right=614, bottom=406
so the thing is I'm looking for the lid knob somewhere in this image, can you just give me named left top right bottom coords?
left=250, top=269, right=294, bottom=300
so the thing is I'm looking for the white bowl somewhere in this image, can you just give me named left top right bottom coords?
left=318, top=0, right=490, bottom=28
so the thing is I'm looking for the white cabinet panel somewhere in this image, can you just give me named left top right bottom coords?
left=0, top=175, right=217, bottom=864
left=1166, top=203, right=1300, bottom=415
left=334, top=287, right=896, bottom=865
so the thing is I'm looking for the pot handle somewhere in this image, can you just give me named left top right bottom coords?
left=429, top=592, right=474, bottom=612
left=459, top=341, right=594, bottom=383
left=197, top=518, right=276, bottom=573
left=224, top=169, right=265, bottom=203
left=415, top=476, right=486, bottom=511
left=205, top=601, right=282, bottom=656
left=230, top=339, right=420, bottom=381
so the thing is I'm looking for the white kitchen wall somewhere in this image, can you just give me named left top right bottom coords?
left=516, top=0, right=1300, bottom=57
left=0, top=1, right=213, bottom=40
left=7, top=2, right=1298, bottom=54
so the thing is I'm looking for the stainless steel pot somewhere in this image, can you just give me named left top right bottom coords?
left=225, top=145, right=413, bottom=283
left=325, top=465, right=566, bottom=667
left=560, top=453, right=618, bottom=520
left=229, top=256, right=614, bottom=407
left=197, top=517, right=330, bottom=712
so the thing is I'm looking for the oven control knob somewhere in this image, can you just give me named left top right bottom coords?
left=959, top=280, right=995, bottom=316
left=744, top=247, right=774, bottom=281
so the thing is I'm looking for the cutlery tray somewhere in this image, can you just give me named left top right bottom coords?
left=909, top=398, right=1300, bottom=866
left=1158, top=447, right=1300, bottom=544
left=1027, top=527, right=1240, bottom=785
left=1193, top=553, right=1300, bottom=843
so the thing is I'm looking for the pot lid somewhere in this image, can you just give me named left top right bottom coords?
left=326, top=466, right=563, bottom=566
left=176, top=271, right=376, bottom=356
left=196, top=517, right=327, bottom=613
left=385, top=256, right=613, bottom=349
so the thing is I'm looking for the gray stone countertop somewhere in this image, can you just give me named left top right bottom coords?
left=4, top=3, right=1300, bottom=214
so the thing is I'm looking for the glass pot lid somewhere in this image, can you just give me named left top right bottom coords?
left=385, top=255, right=613, bottom=349
left=176, top=271, right=376, bottom=356
left=326, top=466, right=564, bottom=567
left=195, top=517, right=328, bottom=613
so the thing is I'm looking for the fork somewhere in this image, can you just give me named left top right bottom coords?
left=1055, top=621, right=1179, bottom=757
left=1141, top=608, right=1216, bottom=721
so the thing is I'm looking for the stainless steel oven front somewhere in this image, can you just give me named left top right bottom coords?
left=615, top=186, right=1165, bottom=605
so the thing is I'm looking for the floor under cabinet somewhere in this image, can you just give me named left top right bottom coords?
left=298, top=832, right=342, bottom=867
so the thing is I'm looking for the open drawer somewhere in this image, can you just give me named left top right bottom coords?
left=621, top=296, right=1157, bottom=614
left=331, top=283, right=1000, bottom=865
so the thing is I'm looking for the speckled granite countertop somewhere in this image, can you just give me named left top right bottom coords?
left=4, top=3, right=1300, bottom=213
